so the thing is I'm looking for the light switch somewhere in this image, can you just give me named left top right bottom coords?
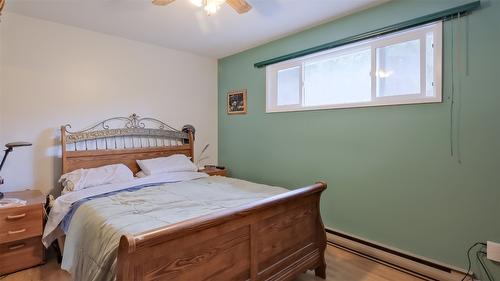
left=487, top=241, right=500, bottom=262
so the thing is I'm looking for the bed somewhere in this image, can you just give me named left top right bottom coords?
left=44, top=114, right=327, bottom=281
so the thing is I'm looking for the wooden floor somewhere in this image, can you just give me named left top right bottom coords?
left=1, top=244, right=423, bottom=281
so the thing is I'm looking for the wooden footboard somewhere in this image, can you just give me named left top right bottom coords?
left=116, top=182, right=327, bottom=281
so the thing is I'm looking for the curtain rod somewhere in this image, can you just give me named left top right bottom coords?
left=254, top=1, right=480, bottom=68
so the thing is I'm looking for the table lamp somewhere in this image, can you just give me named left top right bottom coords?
left=0, top=142, right=32, bottom=199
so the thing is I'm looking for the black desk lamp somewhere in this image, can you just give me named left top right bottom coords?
left=0, top=142, right=32, bottom=199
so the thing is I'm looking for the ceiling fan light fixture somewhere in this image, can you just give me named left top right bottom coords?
left=153, top=0, right=251, bottom=15
left=204, top=0, right=226, bottom=16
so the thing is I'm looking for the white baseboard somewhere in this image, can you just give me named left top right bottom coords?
left=326, top=228, right=475, bottom=281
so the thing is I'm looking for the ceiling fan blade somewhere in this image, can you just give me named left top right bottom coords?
left=226, top=0, right=252, bottom=14
left=0, top=0, right=5, bottom=14
left=152, top=0, right=175, bottom=6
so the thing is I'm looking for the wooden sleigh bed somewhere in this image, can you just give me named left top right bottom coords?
left=57, top=114, right=328, bottom=281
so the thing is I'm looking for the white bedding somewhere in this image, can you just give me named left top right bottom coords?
left=42, top=171, right=209, bottom=247
left=59, top=164, right=134, bottom=194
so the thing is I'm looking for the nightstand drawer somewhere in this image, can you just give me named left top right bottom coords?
left=0, top=206, right=43, bottom=243
left=0, top=236, right=44, bottom=275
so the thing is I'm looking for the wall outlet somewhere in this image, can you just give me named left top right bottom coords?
left=487, top=241, right=500, bottom=262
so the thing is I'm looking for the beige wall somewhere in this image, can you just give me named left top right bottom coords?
left=0, top=13, right=218, bottom=195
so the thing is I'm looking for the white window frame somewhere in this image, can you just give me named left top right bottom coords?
left=266, top=22, right=443, bottom=113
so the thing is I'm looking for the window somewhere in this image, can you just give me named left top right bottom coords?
left=266, top=22, right=442, bottom=113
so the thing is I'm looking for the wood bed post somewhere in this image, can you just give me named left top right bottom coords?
left=60, top=126, right=67, bottom=174
left=188, top=130, right=194, bottom=162
left=315, top=182, right=327, bottom=279
left=116, top=235, right=136, bottom=281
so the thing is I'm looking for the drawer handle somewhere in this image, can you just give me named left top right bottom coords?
left=8, top=228, right=26, bottom=235
left=6, top=213, right=27, bottom=220
left=8, top=243, right=26, bottom=251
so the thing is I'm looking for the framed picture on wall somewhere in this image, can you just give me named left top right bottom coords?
left=227, top=90, right=247, bottom=115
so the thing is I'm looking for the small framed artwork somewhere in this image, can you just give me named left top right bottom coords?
left=227, top=90, right=247, bottom=115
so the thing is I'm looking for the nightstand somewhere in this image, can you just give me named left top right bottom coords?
left=199, top=166, right=227, bottom=177
left=0, top=190, right=45, bottom=275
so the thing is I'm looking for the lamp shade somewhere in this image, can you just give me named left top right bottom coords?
left=5, top=142, right=32, bottom=149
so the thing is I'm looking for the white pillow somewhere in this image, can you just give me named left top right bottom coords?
left=59, top=164, right=133, bottom=194
left=136, top=154, right=197, bottom=176
left=135, top=171, right=147, bottom=178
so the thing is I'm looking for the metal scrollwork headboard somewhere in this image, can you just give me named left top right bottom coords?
left=63, top=113, right=190, bottom=147
left=61, top=113, right=195, bottom=174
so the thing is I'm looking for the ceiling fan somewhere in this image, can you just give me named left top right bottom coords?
left=152, top=0, right=252, bottom=16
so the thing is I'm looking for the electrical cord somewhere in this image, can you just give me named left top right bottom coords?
left=461, top=242, right=486, bottom=281
left=450, top=15, right=455, bottom=158
left=477, top=250, right=495, bottom=281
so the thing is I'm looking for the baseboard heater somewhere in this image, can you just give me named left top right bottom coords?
left=326, top=228, right=474, bottom=281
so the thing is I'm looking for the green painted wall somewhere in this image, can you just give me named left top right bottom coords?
left=218, top=0, right=500, bottom=277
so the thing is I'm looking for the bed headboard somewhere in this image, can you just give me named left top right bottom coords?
left=61, top=113, right=194, bottom=174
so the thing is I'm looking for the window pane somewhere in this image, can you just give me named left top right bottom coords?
left=266, top=22, right=442, bottom=113
left=304, top=48, right=371, bottom=106
left=277, top=66, right=301, bottom=106
left=376, top=39, right=421, bottom=97
left=425, top=32, right=435, bottom=97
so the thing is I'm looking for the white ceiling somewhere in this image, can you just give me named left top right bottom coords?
left=6, top=0, right=386, bottom=58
